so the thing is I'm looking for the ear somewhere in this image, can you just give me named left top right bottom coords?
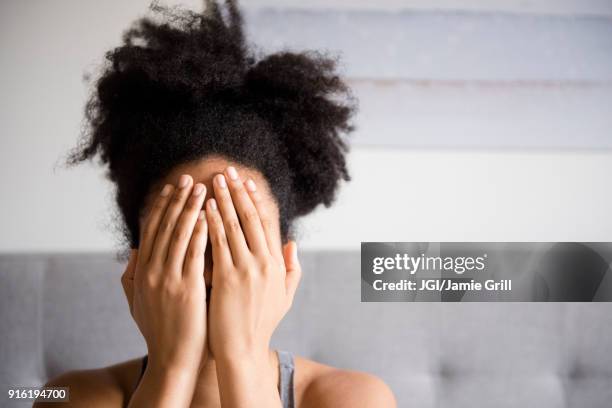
left=282, top=241, right=302, bottom=305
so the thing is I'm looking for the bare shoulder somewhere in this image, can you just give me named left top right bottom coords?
left=33, top=357, right=143, bottom=408
left=294, top=356, right=397, bottom=408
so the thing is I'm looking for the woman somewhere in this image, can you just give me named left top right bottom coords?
left=38, top=1, right=396, bottom=407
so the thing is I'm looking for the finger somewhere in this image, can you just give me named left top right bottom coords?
left=183, top=210, right=208, bottom=282
left=212, top=173, right=250, bottom=260
left=138, top=184, right=175, bottom=266
left=206, top=198, right=233, bottom=275
left=121, top=249, right=138, bottom=315
left=224, top=166, right=268, bottom=256
left=244, top=178, right=283, bottom=263
left=166, top=183, right=207, bottom=271
left=150, top=174, right=193, bottom=272
left=283, top=241, right=302, bottom=306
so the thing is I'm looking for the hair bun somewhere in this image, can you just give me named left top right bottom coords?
left=244, top=51, right=357, bottom=216
left=65, top=1, right=357, bottom=250
left=101, top=1, right=249, bottom=108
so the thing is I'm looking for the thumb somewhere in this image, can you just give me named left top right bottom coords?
left=282, top=241, right=301, bottom=304
left=127, top=249, right=138, bottom=276
left=121, top=249, right=138, bottom=315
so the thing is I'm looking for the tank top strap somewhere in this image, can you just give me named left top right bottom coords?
left=276, top=349, right=296, bottom=408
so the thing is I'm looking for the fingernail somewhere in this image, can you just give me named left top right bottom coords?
left=198, top=210, right=205, bottom=220
left=293, top=243, right=299, bottom=262
left=227, top=166, right=238, bottom=180
left=193, top=183, right=205, bottom=196
left=216, top=174, right=227, bottom=189
left=246, top=179, right=256, bottom=192
left=160, top=184, right=173, bottom=197
left=209, top=199, right=217, bottom=211
left=179, top=174, right=190, bottom=188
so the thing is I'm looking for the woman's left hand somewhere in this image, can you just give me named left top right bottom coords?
left=205, top=166, right=302, bottom=365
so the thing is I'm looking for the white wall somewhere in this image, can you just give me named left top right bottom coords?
left=300, top=149, right=612, bottom=249
left=0, top=0, right=610, bottom=253
left=245, top=0, right=612, bottom=15
left=1, top=146, right=610, bottom=253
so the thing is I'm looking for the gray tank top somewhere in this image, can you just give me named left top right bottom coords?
left=138, top=350, right=295, bottom=407
left=276, top=349, right=296, bottom=408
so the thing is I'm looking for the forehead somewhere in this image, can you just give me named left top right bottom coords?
left=141, top=155, right=277, bottom=221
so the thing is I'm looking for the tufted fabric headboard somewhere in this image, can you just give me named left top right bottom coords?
left=1, top=252, right=611, bottom=407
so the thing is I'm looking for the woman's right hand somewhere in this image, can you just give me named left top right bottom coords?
left=121, top=174, right=208, bottom=406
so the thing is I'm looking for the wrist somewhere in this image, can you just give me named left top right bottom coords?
left=214, top=337, right=270, bottom=362
left=132, top=361, right=198, bottom=408
left=215, top=348, right=271, bottom=374
left=146, top=356, right=199, bottom=383
left=214, top=349, right=280, bottom=406
left=147, top=346, right=204, bottom=371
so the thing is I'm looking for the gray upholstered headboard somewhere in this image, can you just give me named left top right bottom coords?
left=1, top=252, right=611, bottom=407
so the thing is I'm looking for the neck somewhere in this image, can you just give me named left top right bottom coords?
left=190, top=349, right=280, bottom=407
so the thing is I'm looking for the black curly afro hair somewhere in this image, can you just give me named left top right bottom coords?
left=65, top=0, right=356, bottom=254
